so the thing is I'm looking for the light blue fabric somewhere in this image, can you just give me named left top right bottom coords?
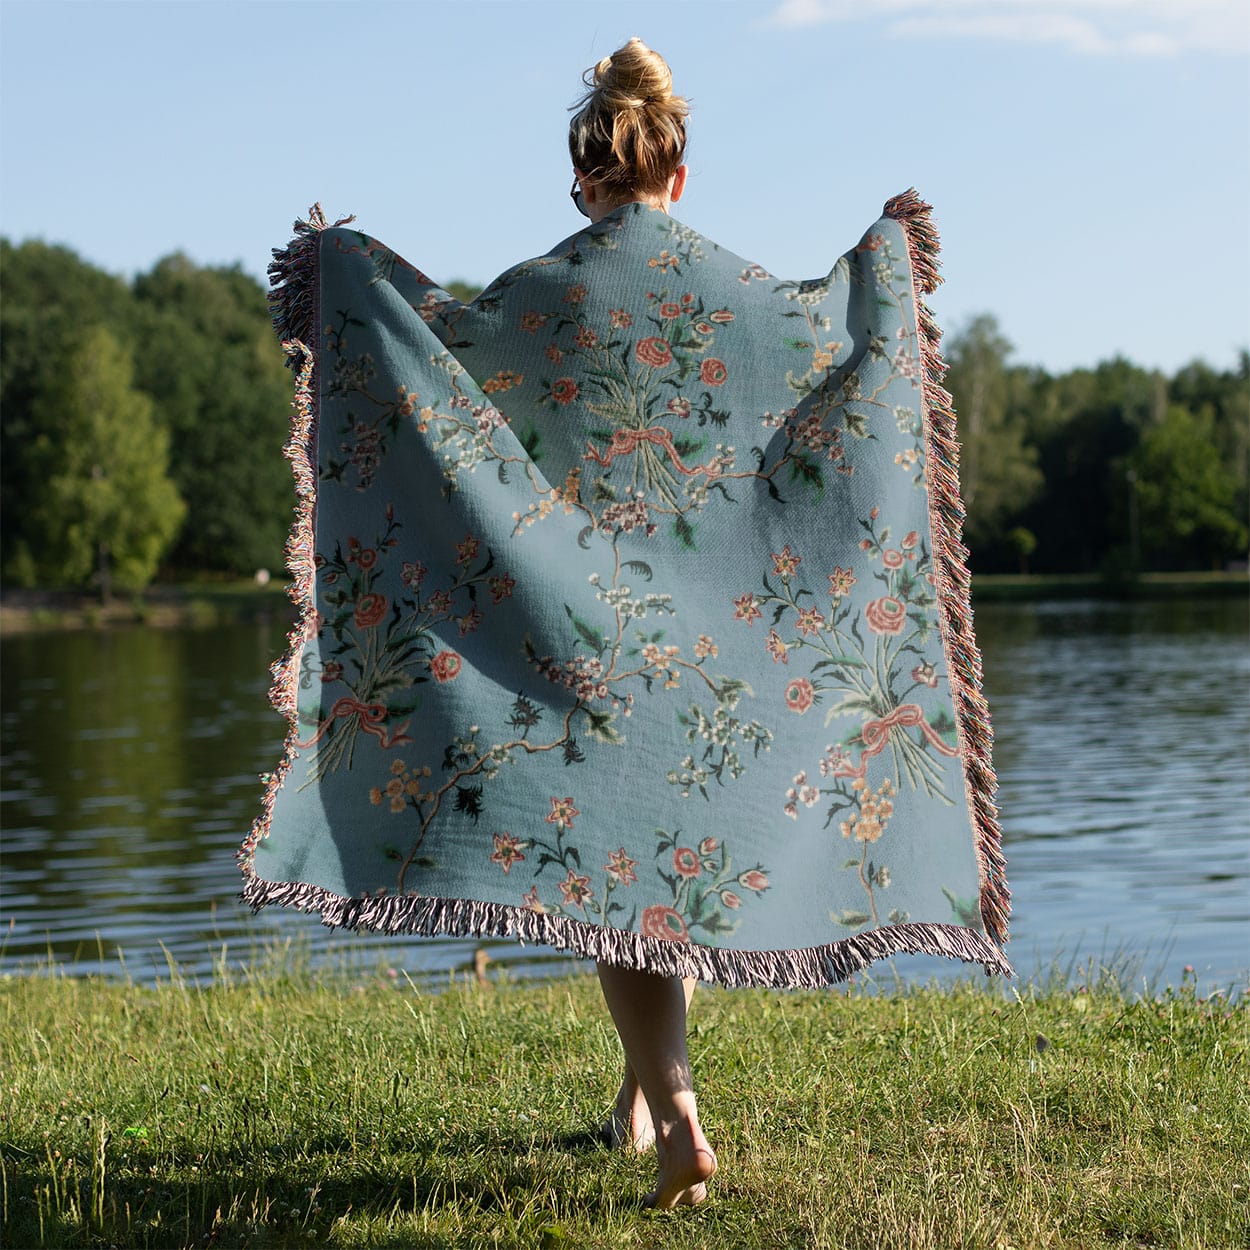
left=241, top=198, right=1011, bottom=986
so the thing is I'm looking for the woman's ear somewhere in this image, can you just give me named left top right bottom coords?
left=669, top=164, right=688, bottom=203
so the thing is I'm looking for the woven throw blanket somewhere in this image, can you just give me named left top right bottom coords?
left=239, top=191, right=1011, bottom=987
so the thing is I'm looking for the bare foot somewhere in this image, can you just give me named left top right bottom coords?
left=601, top=1079, right=655, bottom=1151
left=644, top=1118, right=717, bottom=1210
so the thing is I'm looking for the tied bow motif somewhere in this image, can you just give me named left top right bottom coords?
left=296, top=696, right=413, bottom=751
left=827, top=703, right=959, bottom=781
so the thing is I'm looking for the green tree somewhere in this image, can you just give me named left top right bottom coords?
left=943, top=315, right=1043, bottom=563
left=132, top=255, right=292, bottom=574
left=1169, top=354, right=1250, bottom=539
left=1020, top=357, right=1163, bottom=572
left=444, top=279, right=482, bottom=303
left=25, top=327, right=185, bottom=596
left=1, top=239, right=138, bottom=581
left=1129, top=405, right=1246, bottom=570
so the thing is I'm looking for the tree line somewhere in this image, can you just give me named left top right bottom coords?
left=945, top=315, right=1247, bottom=575
left=1, top=238, right=1245, bottom=595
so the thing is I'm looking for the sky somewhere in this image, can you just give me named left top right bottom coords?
left=1, top=0, right=1247, bottom=375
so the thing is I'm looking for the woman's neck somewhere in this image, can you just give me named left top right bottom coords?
left=587, top=193, right=669, bottom=225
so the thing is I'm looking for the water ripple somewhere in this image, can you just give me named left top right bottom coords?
left=2, top=600, right=1246, bottom=992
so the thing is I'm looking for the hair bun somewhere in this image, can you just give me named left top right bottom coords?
left=569, top=38, right=689, bottom=199
left=594, top=36, right=673, bottom=110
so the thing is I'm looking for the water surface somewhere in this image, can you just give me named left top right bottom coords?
left=2, top=597, right=1246, bottom=993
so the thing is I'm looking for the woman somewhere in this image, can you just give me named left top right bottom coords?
left=567, top=37, right=716, bottom=1210
left=243, top=38, right=1010, bottom=1212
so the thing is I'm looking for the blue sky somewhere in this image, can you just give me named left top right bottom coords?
left=2, top=0, right=1246, bottom=374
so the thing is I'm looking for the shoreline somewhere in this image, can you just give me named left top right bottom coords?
left=1, top=571, right=1245, bottom=635
left=0, top=581, right=294, bottom=635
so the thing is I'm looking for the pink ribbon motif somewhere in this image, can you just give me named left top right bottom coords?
left=828, top=702, right=958, bottom=781
left=296, top=696, right=412, bottom=750
left=583, top=426, right=720, bottom=479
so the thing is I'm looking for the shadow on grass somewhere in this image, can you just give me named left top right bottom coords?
left=4, top=1125, right=638, bottom=1250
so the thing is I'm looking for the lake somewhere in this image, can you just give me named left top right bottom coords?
left=2, top=596, right=1247, bottom=995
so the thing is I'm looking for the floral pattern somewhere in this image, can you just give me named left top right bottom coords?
left=247, top=200, right=1002, bottom=967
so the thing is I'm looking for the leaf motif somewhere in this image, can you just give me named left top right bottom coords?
left=623, top=560, right=653, bottom=581
left=674, top=514, right=696, bottom=550
left=844, top=411, right=869, bottom=439
left=519, top=424, right=542, bottom=459
left=564, top=603, right=606, bottom=651
left=508, top=691, right=542, bottom=734
left=584, top=709, right=623, bottom=744
left=453, top=785, right=484, bottom=823
left=831, top=909, right=872, bottom=928
left=824, top=693, right=874, bottom=726
left=789, top=456, right=823, bottom=491
left=942, top=887, right=981, bottom=927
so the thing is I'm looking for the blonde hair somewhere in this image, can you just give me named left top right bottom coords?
left=568, top=38, right=688, bottom=200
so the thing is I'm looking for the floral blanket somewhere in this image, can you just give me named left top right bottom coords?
left=239, top=192, right=1011, bottom=987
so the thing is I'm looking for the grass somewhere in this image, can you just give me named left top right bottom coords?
left=1, top=957, right=1246, bottom=1250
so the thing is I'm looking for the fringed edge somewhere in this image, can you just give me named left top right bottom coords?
left=240, top=873, right=1014, bottom=989
left=265, top=204, right=355, bottom=357
left=883, top=189, right=1011, bottom=948
left=239, top=207, right=347, bottom=874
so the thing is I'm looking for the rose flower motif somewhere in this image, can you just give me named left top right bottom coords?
left=636, top=336, right=674, bottom=368
left=864, top=595, right=907, bottom=635
left=641, top=905, right=690, bottom=944
left=354, top=593, right=388, bottom=630
left=784, top=677, right=815, bottom=714
left=551, top=377, right=579, bottom=405
left=429, top=649, right=462, bottom=683
left=672, top=847, right=702, bottom=879
left=700, top=357, right=728, bottom=387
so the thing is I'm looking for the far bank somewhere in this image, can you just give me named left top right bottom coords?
left=1, top=570, right=1245, bottom=635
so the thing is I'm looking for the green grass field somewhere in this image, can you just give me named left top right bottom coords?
left=2, top=957, right=1246, bottom=1249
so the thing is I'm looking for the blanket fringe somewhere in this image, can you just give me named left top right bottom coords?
left=883, top=189, right=1011, bottom=947
left=238, top=206, right=346, bottom=873
left=266, top=204, right=355, bottom=356
left=241, top=873, right=1014, bottom=988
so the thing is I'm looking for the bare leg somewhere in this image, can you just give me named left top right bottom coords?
left=596, top=964, right=717, bottom=1208
left=602, top=978, right=696, bottom=1152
